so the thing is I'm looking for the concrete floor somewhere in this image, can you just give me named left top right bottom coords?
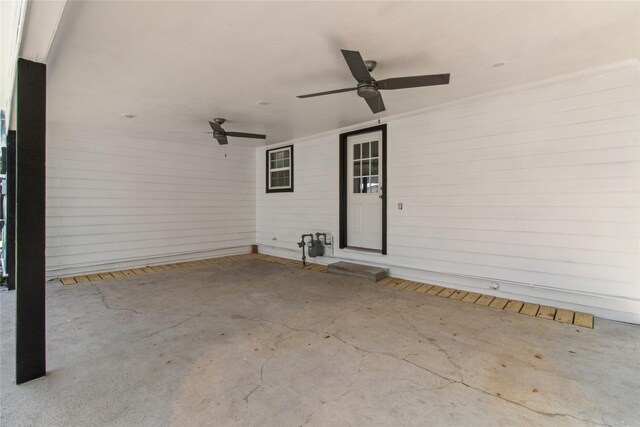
left=1, top=259, right=639, bottom=426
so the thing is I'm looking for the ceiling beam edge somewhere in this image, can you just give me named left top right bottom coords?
left=1, top=0, right=27, bottom=131
left=19, top=0, right=67, bottom=62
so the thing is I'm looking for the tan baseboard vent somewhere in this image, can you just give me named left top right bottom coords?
left=58, top=253, right=327, bottom=286
left=377, top=277, right=594, bottom=329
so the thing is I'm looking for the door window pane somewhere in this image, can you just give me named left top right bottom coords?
left=370, top=176, right=379, bottom=193
left=371, top=140, right=378, bottom=157
left=362, top=160, right=370, bottom=176
left=350, top=139, right=381, bottom=195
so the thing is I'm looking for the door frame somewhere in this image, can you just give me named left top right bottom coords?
left=339, top=124, right=387, bottom=254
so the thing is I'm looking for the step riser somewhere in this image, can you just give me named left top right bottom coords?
left=328, top=262, right=388, bottom=282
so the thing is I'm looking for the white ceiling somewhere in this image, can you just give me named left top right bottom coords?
left=42, top=1, right=639, bottom=144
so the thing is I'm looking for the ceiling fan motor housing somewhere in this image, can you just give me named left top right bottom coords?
left=357, top=83, right=379, bottom=99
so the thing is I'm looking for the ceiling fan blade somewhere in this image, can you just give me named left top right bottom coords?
left=376, top=73, right=450, bottom=90
left=297, top=87, right=356, bottom=98
left=225, top=131, right=267, bottom=139
left=341, top=49, right=372, bottom=83
left=214, top=134, right=228, bottom=145
left=169, top=131, right=213, bottom=134
left=365, top=92, right=386, bottom=114
left=209, top=121, right=225, bottom=133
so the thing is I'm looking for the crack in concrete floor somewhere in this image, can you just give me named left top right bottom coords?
left=2, top=260, right=637, bottom=426
left=227, top=305, right=613, bottom=426
left=95, top=267, right=622, bottom=427
left=330, top=328, right=611, bottom=427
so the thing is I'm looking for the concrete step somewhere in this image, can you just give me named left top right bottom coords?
left=328, top=261, right=388, bottom=282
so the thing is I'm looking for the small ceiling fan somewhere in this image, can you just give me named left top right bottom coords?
left=172, top=118, right=266, bottom=145
left=297, top=49, right=450, bottom=114
left=208, top=118, right=266, bottom=145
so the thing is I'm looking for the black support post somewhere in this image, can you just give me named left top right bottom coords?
left=15, top=58, right=47, bottom=384
left=6, top=131, right=16, bottom=291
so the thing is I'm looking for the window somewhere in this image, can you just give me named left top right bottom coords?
left=266, top=145, right=293, bottom=193
left=352, top=140, right=379, bottom=194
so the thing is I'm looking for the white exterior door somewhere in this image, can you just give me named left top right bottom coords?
left=347, top=131, right=383, bottom=250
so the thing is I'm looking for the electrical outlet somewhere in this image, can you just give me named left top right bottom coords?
left=398, top=203, right=403, bottom=210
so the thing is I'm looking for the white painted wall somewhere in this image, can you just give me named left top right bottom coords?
left=46, top=125, right=256, bottom=278
left=256, top=60, right=640, bottom=323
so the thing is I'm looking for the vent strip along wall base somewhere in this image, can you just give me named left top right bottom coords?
left=58, top=253, right=328, bottom=286
left=377, top=277, right=594, bottom=329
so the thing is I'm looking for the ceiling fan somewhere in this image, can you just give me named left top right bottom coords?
left=297, top=49, right=450, bottom=114
left=208, top=118, right=266, bottom=145
left=172, top=118, right=266, bottom=145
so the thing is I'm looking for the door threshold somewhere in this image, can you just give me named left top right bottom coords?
left=344, top=246, right=383, bottom=254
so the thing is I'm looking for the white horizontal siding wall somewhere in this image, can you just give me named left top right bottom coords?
left=256, top=60, right=640, bottom=323
left=46, top=125, right=256, bottom=278
left=257, top=133, right=340, bottom=241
